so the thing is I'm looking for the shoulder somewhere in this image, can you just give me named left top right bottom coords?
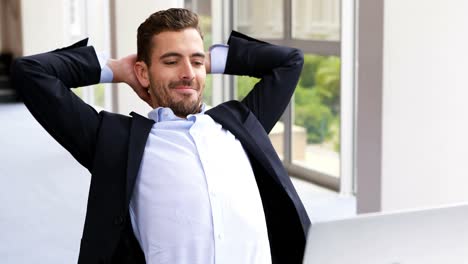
left=98, top=111, right=133, bottom=131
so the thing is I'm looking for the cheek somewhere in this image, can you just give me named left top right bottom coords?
left=149, top=69, right=171, bottom=86
left=148, top=76, right=167, bottom=96
left=149, top=65, right=175, bottom=81
left=196, top=73, right=207, bottom=90
left=149, top=69, right=162, bottom=83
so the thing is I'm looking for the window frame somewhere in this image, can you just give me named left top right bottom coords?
left=188, top=0, right=356, bottom=194
left=231, top=0, right=354, bottom=193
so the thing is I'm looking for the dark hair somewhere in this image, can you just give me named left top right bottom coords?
left=137, top=8, right=203, bottom=66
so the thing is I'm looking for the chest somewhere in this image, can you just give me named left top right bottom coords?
left=139, top=115, right=257, bottom=197
left=130, top=115, right=271, bottom=263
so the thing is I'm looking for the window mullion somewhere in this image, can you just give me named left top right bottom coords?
left=284, top=0, right=292, bottom=40
left=282, top=0, right=292, bottom=165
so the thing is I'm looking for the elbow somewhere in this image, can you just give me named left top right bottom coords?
left=11, top=56, right=40, bottom=97
left=11, top=57, right=27, bottom=76
left=286, top=48, right=304, bottom=80
left=292, top=48, right=304, bottom=69
left=11, top=58, right=27, bottom=96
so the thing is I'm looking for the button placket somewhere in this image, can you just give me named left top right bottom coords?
left=191, top=118, right=225, bottom=249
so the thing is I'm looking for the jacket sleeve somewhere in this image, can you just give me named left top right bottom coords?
left=224, top=31, right=304, bottom=134
left=11, top=39, right=102, bottom=170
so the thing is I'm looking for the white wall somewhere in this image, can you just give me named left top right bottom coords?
left=381, top=0, right=468, bottom=211
left=84, top=0, right=110, bottom=52
left=21, top=0, right=66, bottom=55
left=113, top=0, right=183, bottom=116
left=21, top=0, right=110, bottom=55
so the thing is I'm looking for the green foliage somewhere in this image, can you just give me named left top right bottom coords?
left=234, top=54, right=341, bottom=148
left=294, top=86, right=333, bottom=143
left=299, top=54, right=322, bottom=88
left=199, top=15, right=213, bottom=105
left=199, top=16, right=212, bottom=50
left=203, top=75, right=213, bottom=105
left=237, top=76, right=259, bottom=101
left=329, top=115, right=341, bottom=152
left=94, top=84, right=105, bottom=107
left=314, top=56, right=341, bottom=114
left=295, top=54, right=341, bottom=146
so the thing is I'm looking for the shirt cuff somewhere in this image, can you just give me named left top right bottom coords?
left=209, top=44, right=229, bottom=74
left=96, top=50, right=113, bottom=83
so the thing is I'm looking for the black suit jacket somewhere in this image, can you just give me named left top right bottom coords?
left=12, top=31, right=311, bottom=264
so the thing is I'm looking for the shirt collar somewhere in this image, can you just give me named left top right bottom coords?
left=148, top=103, right=206, bottom=123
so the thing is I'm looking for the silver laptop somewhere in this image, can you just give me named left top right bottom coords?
left=303, top=203, right=468, bottom=264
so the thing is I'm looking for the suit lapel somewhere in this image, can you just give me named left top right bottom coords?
left=208, top=103, right=311, bottom=233
left=126, top=112, right=154, bottom=203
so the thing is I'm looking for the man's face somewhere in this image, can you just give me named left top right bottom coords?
left=146, top=28, right=206, bottom=117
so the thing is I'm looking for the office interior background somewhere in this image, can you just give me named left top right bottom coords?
left=1, top=0, right=468, bottom=263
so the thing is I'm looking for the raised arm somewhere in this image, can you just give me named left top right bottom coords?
left=224, top=31, right=304, bottom=134
left=107, top=54, right=152, bottom=107
left=11, top=39, right=102, bottom=170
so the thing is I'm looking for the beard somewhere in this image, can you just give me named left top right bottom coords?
left=167, top=93, right=202, bottom=117
left=150, top=78, right=203, bottom=117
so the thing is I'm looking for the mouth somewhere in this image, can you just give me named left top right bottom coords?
left=172, top=86, right=196, bottom=94
left=173, top=85, right=194, bottom=90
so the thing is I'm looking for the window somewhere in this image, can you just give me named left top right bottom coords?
left=236, top=0, right=284, bottom=39
left=233, top=0, right=350, bottom=192
left=185, top=0, right=214, bottom=106
left=292, top=0, right=340, bottom=41
left=65, top=0, right=112, bottom=110
left=186, top=0, right=354, bottom=193
left=292, top=53, right=340, bottom=179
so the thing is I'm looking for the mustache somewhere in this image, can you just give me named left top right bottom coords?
left=168, top=80, right=195, bottom=89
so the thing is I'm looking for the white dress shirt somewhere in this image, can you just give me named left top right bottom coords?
left=98, top=46, right=271, bottom=264
left=129, top=107, right=271, bottom=264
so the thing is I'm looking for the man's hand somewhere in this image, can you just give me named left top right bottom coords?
left=107, top=55, right=152, bottom=107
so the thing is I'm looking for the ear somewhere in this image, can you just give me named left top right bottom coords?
left=134, top=61, right=150, bottom=88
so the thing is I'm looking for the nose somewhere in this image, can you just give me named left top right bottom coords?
left=179, top=59, right=195, bottom=80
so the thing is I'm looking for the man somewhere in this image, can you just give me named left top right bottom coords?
left=12, top=8, right=310, bottom=264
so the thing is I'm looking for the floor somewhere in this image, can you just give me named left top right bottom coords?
left=0, top=103, right=355, bottom=264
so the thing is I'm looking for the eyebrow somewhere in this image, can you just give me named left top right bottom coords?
left=160, top=52, right=205, bottom=60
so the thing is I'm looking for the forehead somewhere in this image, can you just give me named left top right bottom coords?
left=151, top=28, right=204, bottom=57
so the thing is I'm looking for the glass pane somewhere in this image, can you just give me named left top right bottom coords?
left=236, top=76, right=284, bottom=160
left=235, top=0, right=284, bottom=39
left=72, top=87, right=83, bottom=98
left=236, top=76, right=257, bottom=102
left=292, top=53, right=341, bottom=177
left=65, top=0, right=111, bottom=108
left=93, top=84, right=105, bottom=108
left=292, top=0, right=340, bottom=41
left=269, top=119, right=285, bottom=161
left=185, top=0, right=213, bottom=106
